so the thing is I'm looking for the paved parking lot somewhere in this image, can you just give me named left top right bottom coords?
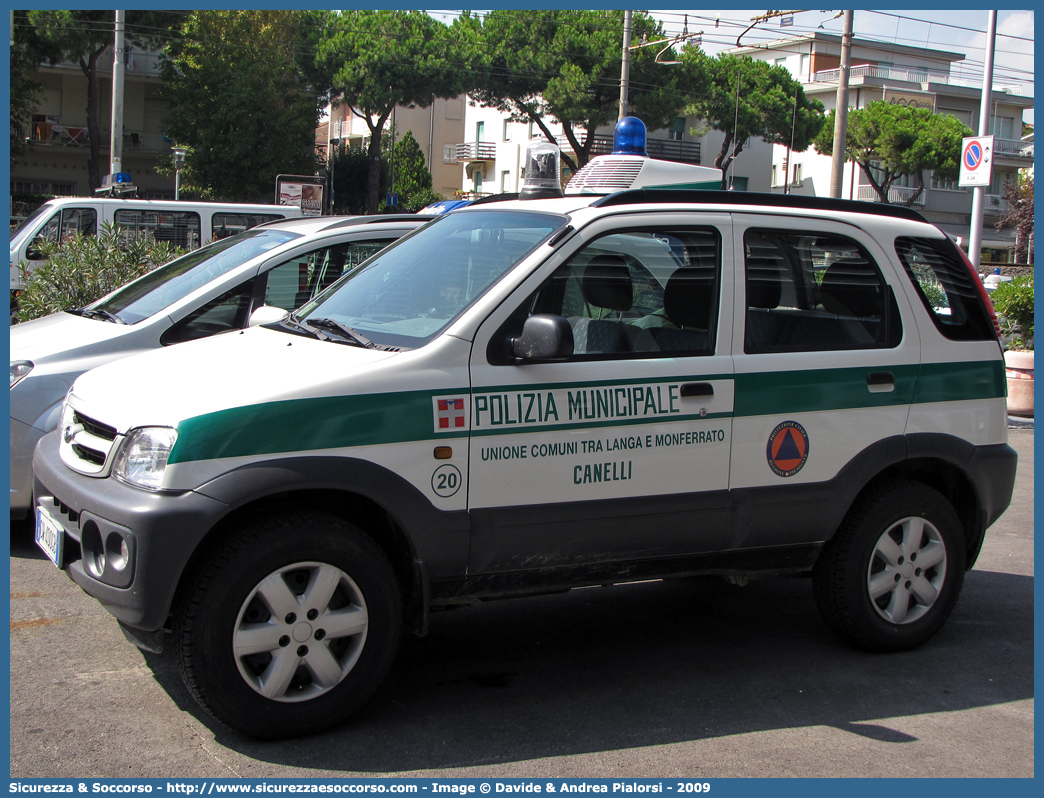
left=9, top=427, right=1033, bottom=778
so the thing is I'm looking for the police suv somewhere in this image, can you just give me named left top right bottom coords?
left=33, top=120, right=1016, bottom=738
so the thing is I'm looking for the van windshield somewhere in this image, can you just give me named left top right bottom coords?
left=10, top=203, right=57, bottom=245
left=86, top=228, right=300, bottom=324
left=295, top=210, right=567, bottom=349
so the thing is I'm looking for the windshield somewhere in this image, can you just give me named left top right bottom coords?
left=10, top=203, right=57, bottom=245
left=86, top=227, right=301, bottom=324
left=295, top=210, right=567, bottom=349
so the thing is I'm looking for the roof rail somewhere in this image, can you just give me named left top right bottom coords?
left=319, top=214, right=432, bottom=230
left=589, top=189, right=929, bottom=222
left=467, top=193, right=520, bottom=206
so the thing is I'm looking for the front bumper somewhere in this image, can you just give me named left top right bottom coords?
left=10, top=416, right=45, bottom=518
left=33, top=432, right=231, bottom=631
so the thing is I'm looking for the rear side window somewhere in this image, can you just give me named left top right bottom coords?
left=114, top=209, right=202, bottom=249
left=744, top=229, right=902, bottom=353
left=212, top=212, right=286, bottom=240
left=895, top=237, right=995, bottom=341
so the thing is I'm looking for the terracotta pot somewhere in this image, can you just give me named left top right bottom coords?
left=1004, top=349, right=1034, bottom=417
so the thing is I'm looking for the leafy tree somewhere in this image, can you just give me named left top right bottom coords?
left=16, top=223, right=183, bottom=322
left=995, top=174, right=1034, bottom=264
left=813, top=100, right=971, bottom=205
left=681, top=50, right=825, bottom=189
left=326, top=143, right=373, bottom=216
left=314, top=11, right=464, bottom=214
left=10, top=11, right=61, bottom=167
left=386, top=130, right=443, bottom=212
left=23, top=11, right=180, bottom=189
left=459, top=10, right=687, bottom=173
left=160, top=11, right=322, bottom=202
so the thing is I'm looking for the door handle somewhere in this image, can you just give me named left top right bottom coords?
left=680, top=382, right=714, bottom=398
left=867, top=371, right=895, bottom=393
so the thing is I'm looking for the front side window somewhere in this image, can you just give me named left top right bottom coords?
left=296, top=211, right=567, bottom=350
left=744, top=229, right=901, bottom=353
left=516, top=227, right=722, bottom=360
left=264, top=239, right=395, bottom=311
left=895, top=236, right=994, bottom=341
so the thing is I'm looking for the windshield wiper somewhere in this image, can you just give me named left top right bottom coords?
left=73, top=308, right=125, bottom=324
left=274, top=314, right=324, bottom=340
left=305, top=317, right=377, bottom=349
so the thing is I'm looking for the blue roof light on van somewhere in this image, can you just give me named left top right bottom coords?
left=612, top=117, right=648, bottom=156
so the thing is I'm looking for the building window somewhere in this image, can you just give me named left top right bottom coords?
left=791, top=163, right=802, bottom=185
left=772, top=164, right=779, bottom=187
left=502, top=120, right=510, bottom=141
left=668, top=117, right=685, bottom=142
left=474, top=169, right=484, bottom=194
left=501, top=170, right=510, bottom=192
left=476, top=121, right=484, bottom=142
left=528, top=120, right=535, bottom=138
left=443, top=145, right=454, bottom=163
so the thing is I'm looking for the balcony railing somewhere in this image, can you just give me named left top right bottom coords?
left=548, top=134, right=702, bottom=164
left=46, top=51, right=165, bottom=78
left=813, top=64, right=1027, bottom=96
left=994, top=137, right=1034, bottom=160
left=985, top=194, right=1010, bottom=214
left=454, top=141, right=497, bottom=161
left=856, top=184, right=926, bottom=206
left=28, top=121, right=172, bottom=154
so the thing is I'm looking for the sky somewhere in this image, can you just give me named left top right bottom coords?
left=429, top=8, right=1035, bottom=126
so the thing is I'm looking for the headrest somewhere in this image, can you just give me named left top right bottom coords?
left=582, top=255, right=633, bottom=312
left=820, top=259, right=881, bottom=317
left=663, top=269, right=713, bottom=329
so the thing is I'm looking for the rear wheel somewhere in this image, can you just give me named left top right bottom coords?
left=813, top=480, right=966, bottom=652
left=173, top=511, right=401, bottom=738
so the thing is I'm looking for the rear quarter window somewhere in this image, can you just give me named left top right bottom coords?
left=894, top=237, right=995, bottom=341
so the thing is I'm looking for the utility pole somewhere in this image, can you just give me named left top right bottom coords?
left=618, top=10, right=633, bottom=121
left=109, top=10, right=125, bottom=184
left=829, top=10, right=853, bottom=199
left=967, top=10, right=997, bottom=270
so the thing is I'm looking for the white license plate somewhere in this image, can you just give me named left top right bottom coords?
left=35, top=505, right=65, bottom=568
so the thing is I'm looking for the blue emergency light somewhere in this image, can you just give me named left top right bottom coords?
left=612, top=117, right=648, bottom=156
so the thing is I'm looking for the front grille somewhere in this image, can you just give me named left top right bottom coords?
left=74, top=411, right=117, bottom=441
left=72, top=444, right=106, bottom=466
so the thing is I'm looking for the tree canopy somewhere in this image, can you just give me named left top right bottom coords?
left=995, top=173, right=1034, bottom=263
left=22, top=10, right=181, bottom=189
left=313, top=10, right=465, bottom=214
left=813, top=100, right=972, bottom=205
left=681, top=50, right=825, bottom=189
left=458, top=10, right=687, bottom=173
left=160, top=10, right=321, bottom=203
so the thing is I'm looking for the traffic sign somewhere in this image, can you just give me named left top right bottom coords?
left=959, top=135, right=994, bottom=187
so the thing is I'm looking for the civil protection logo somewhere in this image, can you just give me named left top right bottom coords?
left=766, top=420, right=809, bottom=477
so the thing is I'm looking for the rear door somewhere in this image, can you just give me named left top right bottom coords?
left=466, top=212, right=736, bottom=575
left=729, top=214, right=920, bottom=549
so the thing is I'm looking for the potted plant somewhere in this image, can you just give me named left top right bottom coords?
left=990, top=276, right=1034, bottom=417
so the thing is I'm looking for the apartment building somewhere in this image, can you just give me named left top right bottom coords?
left=321, top=97, right=467, bottom=200
left=12, top=47, right=176, bottom=200
left=731, top=32, right=1034, bottom=261
left=452, top=100, right=773, bottom=198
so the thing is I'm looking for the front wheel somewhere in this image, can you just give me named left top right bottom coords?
left=173, top=511, right=402, bottom=738
left=813, top=480, right=966, bottom=652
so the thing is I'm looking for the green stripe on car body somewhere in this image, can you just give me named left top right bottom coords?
left=168, top=361, right=1005, bottom=465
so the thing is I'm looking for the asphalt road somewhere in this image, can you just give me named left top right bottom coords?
left=9, top=427, right=1033, bottom=779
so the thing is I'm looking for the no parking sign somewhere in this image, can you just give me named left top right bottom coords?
left=959, top=135, right=994, bottom=187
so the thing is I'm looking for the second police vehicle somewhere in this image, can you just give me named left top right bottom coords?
left=33, top=119, right=1017, bottom=737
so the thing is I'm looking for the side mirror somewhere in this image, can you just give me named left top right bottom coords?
left=248, top=305, right=289, bottom=327
left=511, top=314, right=573, bottom=361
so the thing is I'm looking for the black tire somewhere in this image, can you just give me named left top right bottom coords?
left=172, top=511, right=402, bottom=738
left=813, top=479, right=966, bottom=653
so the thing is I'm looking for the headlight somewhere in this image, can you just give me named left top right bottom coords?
left=112, top=427, right=178, bottom=491
left=10, top=360, right=33, bottom=389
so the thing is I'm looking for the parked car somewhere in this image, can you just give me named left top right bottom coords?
left=30, top=133, right=1015, bottom=739
left=10, top=214, right=429, bottom=518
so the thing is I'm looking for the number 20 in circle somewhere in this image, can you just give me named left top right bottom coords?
left=432, top=464, right=462, bottom=497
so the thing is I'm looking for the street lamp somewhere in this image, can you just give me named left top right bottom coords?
left=172, top=147, right=186, bottom=201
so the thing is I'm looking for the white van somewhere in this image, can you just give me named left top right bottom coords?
left=10, top=197, right=304, bottom=294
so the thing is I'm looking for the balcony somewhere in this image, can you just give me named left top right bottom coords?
left=812, top=64, right=1028, bottom=96
left=984, top=194, right=1010, bottom=214
left=855, top=184, right=926, bottom=206
left=454, top=142, right=497, bottom=162
left=28, top=120, right=173, bottom=155
left=993, top=137, right=1034, bottom=162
